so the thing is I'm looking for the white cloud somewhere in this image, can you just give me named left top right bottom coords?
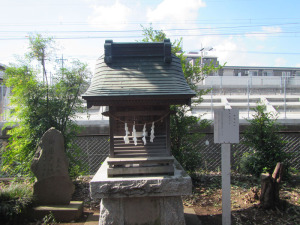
left=214, top=38, right=248, bottom=66
left=245, top=26, right=282, bottom=41
left=182, top=33, right=274, bottom=67
left=245, top=32, right=267, bottom=41
left=173, top=26, right=253, bottom=66
left=88, top=1, right=131, bottom=30
left=255, top=45, right=265, bottom=50
left=262, top=26, right=282, bottom=33
left=275, top=57, right=287, bottom=67
left=147, top=0, right=206, bottom=25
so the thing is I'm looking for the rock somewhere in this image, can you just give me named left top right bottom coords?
left=31, top=128, right=74, bottom=205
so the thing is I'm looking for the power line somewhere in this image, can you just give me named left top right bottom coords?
left=1, top=26, right=299, bottom=39
left=0, top=22, right=299, bottom=33
left=0, top=20, right=299, bottom=42
left=1, top=31, right=299, bottom=41
left=0, top=17, right=299, bottom=27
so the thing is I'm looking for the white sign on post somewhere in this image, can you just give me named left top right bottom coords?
left=214, top=109, right=239, bottom=144
left=214, top=109, right=239, bottom=225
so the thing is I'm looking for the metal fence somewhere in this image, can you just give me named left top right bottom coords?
left=0, top=132, right=299, bottom=177
left=72, top=135, right=109, bottom=174
left=71, top=132, right=300, bottom=174
left=200, top=76, right=300, bottom=93
left=195, top=132, right=300, bottom=172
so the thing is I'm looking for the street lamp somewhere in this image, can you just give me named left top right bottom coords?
left=200, top=46, right=213, bottom=76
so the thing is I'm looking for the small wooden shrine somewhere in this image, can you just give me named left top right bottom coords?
left=82, top=39, right=195, bottom=177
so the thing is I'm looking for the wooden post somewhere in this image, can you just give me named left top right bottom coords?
left=166, top=113, right=171, bottom=156
left=109, top=116, right=115, bottom=157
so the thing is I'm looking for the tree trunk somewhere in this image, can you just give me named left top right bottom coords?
left=259, top=163, right=284, bottom=209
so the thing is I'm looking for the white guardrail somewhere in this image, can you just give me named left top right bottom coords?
left=201, top=76, right=300, bottom=88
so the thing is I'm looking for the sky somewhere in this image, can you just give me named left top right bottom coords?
left=1, top=0, right=300, bottom=73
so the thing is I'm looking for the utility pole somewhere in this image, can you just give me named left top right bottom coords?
left=56, top=54, right=68, bottom=77
left=200, top=44, right=213, bottom=76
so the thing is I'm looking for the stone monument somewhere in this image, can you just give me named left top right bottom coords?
left=31, top=127, right=75, bottom=205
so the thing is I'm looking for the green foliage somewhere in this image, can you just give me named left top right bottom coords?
left=141, top=25, right=167, bottom=43
left=42, top=211, right=57, bottom=224
left=170, top=105, right=211, bottom=173
left=141, top=26, right=221, bottom=173
left=241, top=103, right=289, bottom=177
left=1, top=34, right=91, bottom=178
left=238, top=151, right=259, bottom=175
left=289, top=167, right=299, bottom=175
left=26, top=34, right=55, bottom=81
left=0, top=181, right=34, bottom=223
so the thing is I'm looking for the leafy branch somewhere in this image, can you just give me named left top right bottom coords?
left=1, top=35, right=91, bottom=177
left=141, top=25, right=223, bottom=174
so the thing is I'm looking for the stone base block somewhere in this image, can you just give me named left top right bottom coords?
left=100, top=196, right=185, bottom=225
left=32, top=201, right=83, bottom=222
left=33, top=176, right=75, bottom=205
left=91, top=158, right=192, bottom=225
left=90, top=158, right=192, bottom=199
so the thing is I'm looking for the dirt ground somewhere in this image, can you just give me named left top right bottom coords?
left=2, top=172, right=299, bottom=224
left=182, top=172, right=300, bottom=225
left=73, top=172, right=300, bottom=225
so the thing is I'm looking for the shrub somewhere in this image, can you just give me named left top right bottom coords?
left=241, top=103, right=289, bottom=177
left=238, top=151, right=260, bottom=175
left=170, top=105, right=211, bottom=174
left=42, top=211, right=57, bottom=224
left=0, top=181, right=34, bottom=224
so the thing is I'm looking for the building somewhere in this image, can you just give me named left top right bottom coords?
left=0, top=63, right=5, bottom=82
left=184, top=52, right=300, bottom=124
left=0, top=64, right=8, bottom=120
left=184, top=51, right=300, bottom=93
left=185, top=52, right=300, bottom=78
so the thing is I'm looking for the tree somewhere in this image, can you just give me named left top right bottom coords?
left=240, top=103, right=288, bottom=177
left=1, top=34, right=91, bottom=177
left=141, top=26, right=221, bottom=173
left=26, top=34, right=54, bottom=83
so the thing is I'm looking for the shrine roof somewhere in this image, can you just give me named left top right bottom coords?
left=82, top=40, right=196, bottom=106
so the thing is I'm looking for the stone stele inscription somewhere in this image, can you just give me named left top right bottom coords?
left=31, top=127, right=74, bottom=205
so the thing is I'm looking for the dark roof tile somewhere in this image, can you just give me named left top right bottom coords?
left=83, top=54, right=195, bottom=97
left=82, top=41, right=195, bottom=106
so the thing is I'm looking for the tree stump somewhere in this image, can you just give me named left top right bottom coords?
left=259, top=162, right=284, bottom=209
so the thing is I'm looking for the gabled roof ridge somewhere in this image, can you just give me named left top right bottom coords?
left=104, top=39, right=172, bottom=64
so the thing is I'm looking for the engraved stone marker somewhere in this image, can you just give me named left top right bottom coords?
left=31, top=127, right=74, bottom=205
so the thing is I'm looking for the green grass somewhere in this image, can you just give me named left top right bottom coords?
left=0, top=181, right=35, bottom=223
left=0, top=182, right=33, bottom=200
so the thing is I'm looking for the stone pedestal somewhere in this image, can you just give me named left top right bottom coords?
left=90, top=158, right=192, bottom=225
left=32, top=201, right=83, bottom=222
